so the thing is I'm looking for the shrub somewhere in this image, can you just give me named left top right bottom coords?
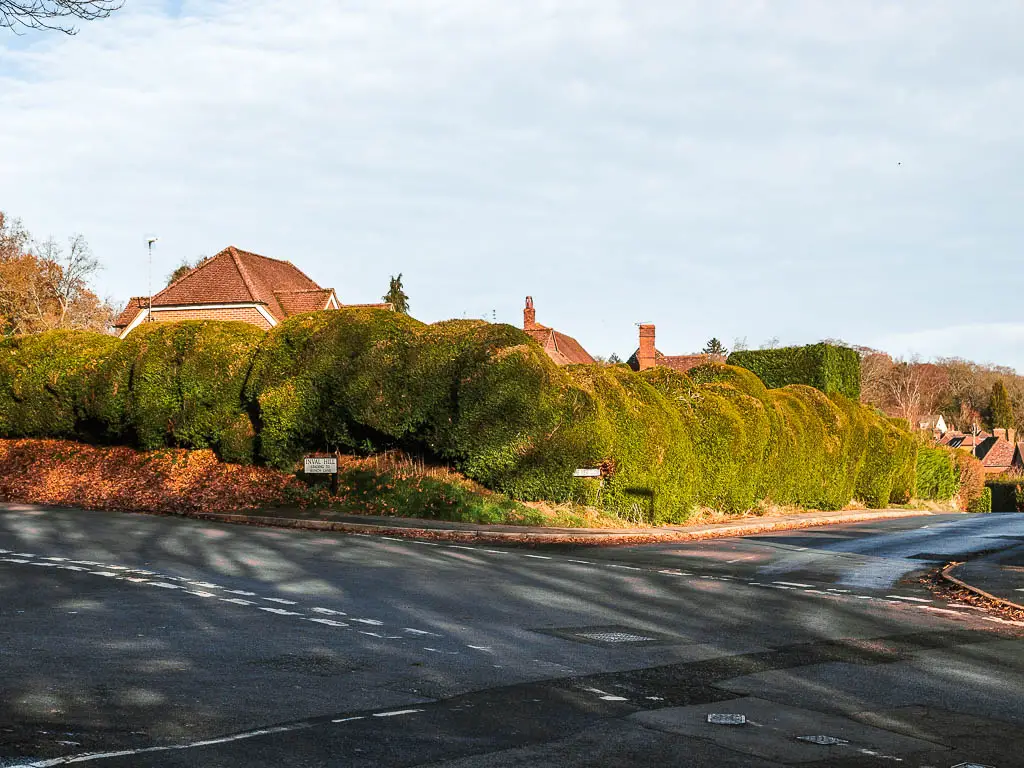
left=86, top=321, right=263, bottom=461
left=983, top=479, right=1024, bottom=512
left=969, top=486, right=992, bottom=513
left=915, top=446, right=958, bottom=501
left=951, top=449, right=985, bottom=511
left=2, top=313, right=917, bottom=520
left=0, top=330, right=117, bottom=440
left=726, top=343, right=861, bottom=400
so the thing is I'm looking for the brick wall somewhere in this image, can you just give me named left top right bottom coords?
left=148, top=307, right=273, bottom=330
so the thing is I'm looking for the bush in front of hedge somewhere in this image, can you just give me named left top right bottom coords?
left=726, top=343, right=861, bottom=400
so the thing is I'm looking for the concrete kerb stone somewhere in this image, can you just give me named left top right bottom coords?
left=941, top=561, right=1024, bottom=612
left=183, top=508, right=946, bottom=547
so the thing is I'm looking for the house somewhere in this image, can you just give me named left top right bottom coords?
left=974, top=428, right=1024, bottom=475
left=625, top=324, right=725, bottom=373
left=521, top=296, right=595, bottom=366
left=919, top=414, right=947, bottom=436
left=938, top=430, right=992, bottom=453
left=114, top=245, right=391, bottom=338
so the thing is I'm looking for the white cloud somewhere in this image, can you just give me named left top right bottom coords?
left=1, top=1, right=1023, bottom=363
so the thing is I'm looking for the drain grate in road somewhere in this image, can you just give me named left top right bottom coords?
left=538, top=625, right=676, bottom=647
left=576, top=631, right=655, bottom=644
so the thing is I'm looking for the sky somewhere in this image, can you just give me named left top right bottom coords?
left=1, top=1, right=1023, bottom=367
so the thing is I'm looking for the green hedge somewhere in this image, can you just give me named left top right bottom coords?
left=985, top=480, right=1022, bottom=512
left=969, top=486, right=993, bottom=513
left=915, top=446, right=958, bottom=501
left=0, top=314, right=916, bottom=519
left=726, top=343, right=861, bottom=400
left=85, top=321, right=263, bottom=462
left=0, top=330, right=118, bottom=440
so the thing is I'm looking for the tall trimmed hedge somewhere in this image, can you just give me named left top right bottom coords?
left=0, top=330, right=118, bottom=440
left=85, top=321, right=263, bottom=462
left=726, top=343, right=861, bottom=400
left=915, top=446, right=958, bottom=501
left=0, top=314, right=917, bottom=518
left=246, top=315, right=915, bottom=517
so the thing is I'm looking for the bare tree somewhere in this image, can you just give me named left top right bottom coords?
left=0, top=0, right=121, bottom=34
left=34, top=234, right=100, bottom=328
left=858, top=349, right=893, bottom=406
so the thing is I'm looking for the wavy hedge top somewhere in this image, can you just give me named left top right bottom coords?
left=0, top=313, right=913, bottom=519
left=726, top=343, right=861, bottom=400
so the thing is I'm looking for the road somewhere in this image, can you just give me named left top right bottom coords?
left=1, top=502, right=1022, bottom=767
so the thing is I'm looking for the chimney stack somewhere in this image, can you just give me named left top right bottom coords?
left=994, top=428, right=1009, bottom=441
left=523, top=296, right=536, bottom=329
left=638, top=324, right=656, bottom=371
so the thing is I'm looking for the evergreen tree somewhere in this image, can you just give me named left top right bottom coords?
left=383, top=273, right=409, bottom=314
left=608, top=352, right=623, bottom=364
left=702, top=337, right=727, bottom=356
left=990, top=380, right=1014, bottom=430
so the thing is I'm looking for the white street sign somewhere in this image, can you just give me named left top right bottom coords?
left=304, top=457, right=338, bottom=474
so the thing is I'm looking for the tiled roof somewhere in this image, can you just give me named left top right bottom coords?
left=525, top=326, right=595, bottom=366
left=274, top=289, right=335, bottom=317
left=113, top=296, right=148, bottom=329
left=151, top=246, right=330, bottom=323
left=626, top=349, right=725, bottom=372
left=977, top=437, right=1018, bottom=468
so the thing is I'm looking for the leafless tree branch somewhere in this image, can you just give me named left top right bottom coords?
left=0, top=0, right=122, bottom=35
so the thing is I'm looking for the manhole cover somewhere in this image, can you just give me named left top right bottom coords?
left=707, top=713, right=746, bottom=725
left=797, top=735, right=849, bottom=745
left=576, top=631, right=655, bottom=643
left=537, top=625, right=675, bottom=646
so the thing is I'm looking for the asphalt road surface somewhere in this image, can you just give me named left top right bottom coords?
left=1, top=502, right=1022, bottom=767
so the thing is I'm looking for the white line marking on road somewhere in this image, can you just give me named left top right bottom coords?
left=22, top=723, right=312, bottom=766
left=311, top=607, right=347, bottom=616
left=483, top=550, right=508, bottom=554
left=523, top=554, right=551, bottom=559
left=258, top=607, right=303, bottom=616
left=467, top=645, right=493, bottom=652
left=773, top=581, right=814, bottom=588
left=448, top=545, right=477, bottom=551
left=917, top=606, right=965, bottom=616
left=352, top=618, right=384, bottom=626
left=600, top=695, right=628, bottom=701
left=0, top=558, right=30, bottom=564
left=885, top=595, right=932, bottom=603
left=185, top=590, right=217, bottom=598
left=405, top=628, right=441, bottom=636
left=148, top=582, right=182, bottom=589
left=373, top=709, right=423, bottom=717
left=412, top=540, right=439, bottom=546
left=567, top=559, right=593, bottom=565
left=307, top=618, right=348, bottom=627
left=262, top=597, right=297, bottom=605
left=332, top=716, right=366, bottom=723
left=223, top=589, right=257, bottom=596
left=187, top=581, right=222, bottom=589
left=220, top=598, right=254, bottom=606
left=606, top=564, right=642, bottom=571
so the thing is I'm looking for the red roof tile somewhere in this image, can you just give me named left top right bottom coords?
left=525, top=326, right=595, bottom=365
left=113, top=296, right=148, bottom=329
left=626, top=349, right=725, bottom=372
left=274, top=289, right=335, bottom=317
left=151, top=246, right=330, bottom=323
left=977, top=436, right=1018, bottom=468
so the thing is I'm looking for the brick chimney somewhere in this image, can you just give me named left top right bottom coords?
left=524, top=296, right=536, bottom=330
left=994, top=428, right=1008, bottom=441
left=638, top=324, right=656, bottom=371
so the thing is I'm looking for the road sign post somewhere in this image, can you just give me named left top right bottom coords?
left=304, top=456, right=339, bottom=495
